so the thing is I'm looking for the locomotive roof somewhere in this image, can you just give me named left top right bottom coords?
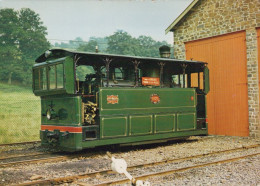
left=35, top=48, right=207, bottom=65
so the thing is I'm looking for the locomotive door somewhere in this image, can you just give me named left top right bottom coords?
left=185, top=31, right=249, bottom=136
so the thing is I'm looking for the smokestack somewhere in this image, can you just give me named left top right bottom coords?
left=159, top=45, right=171, bottom=58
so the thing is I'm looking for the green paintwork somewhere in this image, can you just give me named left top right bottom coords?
left=101, top=117, right=127, bottom=138
left=99, top=87, right=196, bottom=115
left=41, top=129, right=207, bottom=151
left=80, top=130, right=207, bottom=149
left=97, top=87, right=199, bottom=143
left=129, top=115, right=153, bottom=136
left=64, top=57, right=75, bottom=94
left=177, top=113, right=196, bottom=131
left=40, top=131, right=82, bottom=151
left=41, top=95, right=82, bottom=126
left=155, top=114, right=175, bottom=133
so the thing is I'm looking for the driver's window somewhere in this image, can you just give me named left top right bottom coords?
left=114, top=68, right=123, bottom=80
left=172, top=75, right=181, bottom=87
left=101, top=66, right=107, bottom=79
left=76, top=65, right=95, bottom=81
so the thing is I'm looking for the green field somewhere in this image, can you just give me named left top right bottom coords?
left=0, top=83, right=41, bottom=144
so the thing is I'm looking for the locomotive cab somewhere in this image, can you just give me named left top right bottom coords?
left=33, top=49, right=209, bottom=151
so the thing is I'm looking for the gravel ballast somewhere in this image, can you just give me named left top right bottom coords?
left=150, top=154, right=260, bottom=186
left=0, top=136, right=259, bottom=185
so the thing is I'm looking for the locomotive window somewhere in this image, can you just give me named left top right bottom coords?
left=101, top=66, right=106, bottom=79
left=180, top=74, right=188, bottom=88
left=46, top=63, right=64, bottom=90
left=33, top=69, right=40, bottom=90
left=114, top=68, right=123, bottom=80
left=33, top=68, right=47, bottom=91
left=56, top=64, right=64, bottom=89
left=49, top=65, right=56, bottom=89
left=100, top=67, right=124, bottom=80
left=42, top=68, right=47, bottom=90
left=34, top=64, right=64, bottom=91
left=76, top=65, right=95, bottom=81
left=172, top=74, right=188, bottom=88
left=172, top=75, right=181, bottom=87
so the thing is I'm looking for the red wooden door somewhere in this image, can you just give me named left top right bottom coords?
left=257, top=28, right=260, bottom=108
left=186, top=31, right=248, bottom=136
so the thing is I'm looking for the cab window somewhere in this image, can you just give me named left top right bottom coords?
left=33, top=63, right=64, bottom=91
left=76, top=65, right=95, bottom=81
left=56, top=64, right=64, bottom=89
left=33, top=67, right=47, bottom=90
left=48, top=63, right=64, bottom=89
left=49, top=65, right=56, bottom=89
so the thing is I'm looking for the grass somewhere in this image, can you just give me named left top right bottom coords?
left=0, top=83, right=41, bottom=144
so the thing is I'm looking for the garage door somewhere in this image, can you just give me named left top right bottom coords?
left=185, top=31, right=248, bottom=136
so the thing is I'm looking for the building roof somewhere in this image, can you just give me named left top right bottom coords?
left=165, top=0, right=200, bottom=34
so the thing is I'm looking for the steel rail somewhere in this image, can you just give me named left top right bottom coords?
left=0, top=150, right=98, bottom=168
left=0, top=141, right=40, bottom=147
left=0, top=154, right=73, bottom=168
left=18, top=144, right=260, bottom=186
left=0, top=136, right=215, bottom=163
left=0, top=152, right=48, bottom=161
left=96, top=152, right=260, bottom=186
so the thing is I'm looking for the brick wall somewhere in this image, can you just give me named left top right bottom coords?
left=172, top=0, right=260, bottom=137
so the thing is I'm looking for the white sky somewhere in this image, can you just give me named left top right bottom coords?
left=0, top=0, right=192, bottom=44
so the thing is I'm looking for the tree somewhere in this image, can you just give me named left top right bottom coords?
left=0, top=8, right=50, bottom=85
left=78, top=40, right=98, bottom=53
left=54, top=37, right=84, bottom=49
left=105, top=30, right=170, bottom=57
left=69, top=37, right=83, bottom=49
left=89, top=37, right=108, bottom=52
left=106, top=30, right=138, bottom=56
left=18, top=8, right=50, bottom=85
left=77, top=37, right=108, bottom=53
left=137, top=35, right=169, bottom=57
left=0, top=9, right=22, bottom=84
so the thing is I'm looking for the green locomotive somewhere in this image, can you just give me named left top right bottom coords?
left=33, top=48, right=209, bottom=151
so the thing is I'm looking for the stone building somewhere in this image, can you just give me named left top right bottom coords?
left=166, top=0, right=260, bottom=137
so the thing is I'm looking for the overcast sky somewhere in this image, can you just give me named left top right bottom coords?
left=0, top=0, right=192, bottom=44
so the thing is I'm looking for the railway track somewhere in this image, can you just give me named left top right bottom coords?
left=96, top=152, right=260, bottom=186
left=0, top=153, right=71, bottom=168
left=0, top=150, right=101, bottom=168
left=0, top=141, right=40, bottom=147
left=0, top=137, right=212, bottom=168
left=0, top=150, right=96, bottom=168
left=18, top=144, right=260, bottom=186
left=0, top=152, right=47, bottom=161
